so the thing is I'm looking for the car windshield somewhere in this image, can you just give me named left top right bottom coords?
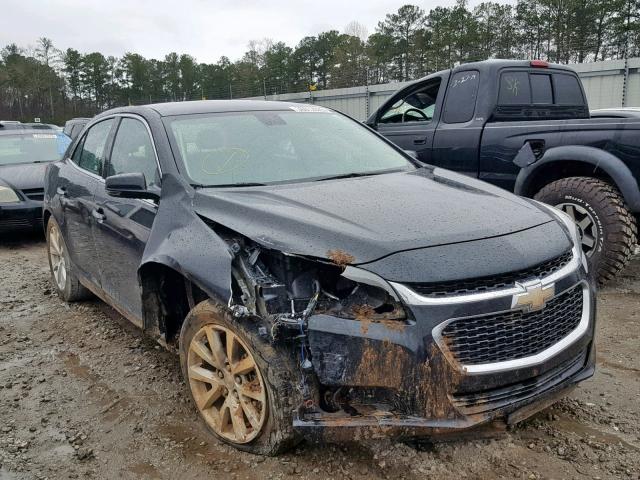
left=163, top=109, right=414, bottom=186
left=0, top=133, right=70, bottom=165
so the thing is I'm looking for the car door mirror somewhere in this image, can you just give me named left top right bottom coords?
left=105, top=172, right=159, bottom=201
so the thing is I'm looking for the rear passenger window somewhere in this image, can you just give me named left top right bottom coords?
left=553, top=74, right=584, bottom=105
left=498, top=72, right=530, bottom=104
left=74, top=119, right=114, bottom=175
left=443, top=70, right=480, bottom=123
left=530, top=74, right=553, bottom=104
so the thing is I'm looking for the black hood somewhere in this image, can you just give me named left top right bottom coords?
left=0, top=162, right=48, bottom=190
left=193, top=167, right=560, bottom=265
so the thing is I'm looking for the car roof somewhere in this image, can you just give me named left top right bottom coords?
left=0, top=128, right=62, bottom=136
left=64, top=117, right=90, bottom=124
left=100, top=100, right=320, bottom=118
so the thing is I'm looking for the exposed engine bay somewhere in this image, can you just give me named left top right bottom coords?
left=225, top=233, right=408, bottom=415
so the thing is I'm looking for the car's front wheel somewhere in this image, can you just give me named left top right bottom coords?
left=46, top=217, right=92, bottom=302
left=179, top=300, right=301, bottom=455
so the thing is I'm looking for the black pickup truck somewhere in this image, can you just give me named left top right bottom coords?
left=368, top=59, right=639, bottom=284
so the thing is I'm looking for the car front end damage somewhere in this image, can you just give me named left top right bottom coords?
left=219, top=210, right=596, bottom=443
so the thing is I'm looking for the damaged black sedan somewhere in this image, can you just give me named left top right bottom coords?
left=43, top=101, right=595, bottom=455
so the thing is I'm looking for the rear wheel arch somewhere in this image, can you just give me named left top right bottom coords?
left=515, top=147, right=640, bottom=212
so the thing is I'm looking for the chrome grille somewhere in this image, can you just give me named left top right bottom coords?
left=408, top=251, right=572, bottom=297
left=440, top=285, right=583, bottom=366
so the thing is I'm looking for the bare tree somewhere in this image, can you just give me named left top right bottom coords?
left=36, top=37, right=60, bottom=118
left=344, top=21, right=368, bottom=41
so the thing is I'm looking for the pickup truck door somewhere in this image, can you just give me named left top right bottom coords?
left=371, top=74, right=447, bottom=164
left=431, top=70, right=483, bottom=177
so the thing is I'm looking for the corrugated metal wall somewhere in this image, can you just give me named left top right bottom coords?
left=246, top=58, right=640, bottom=120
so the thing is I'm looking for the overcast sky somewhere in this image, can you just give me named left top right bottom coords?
left=2, top=0, right=489, bottom=63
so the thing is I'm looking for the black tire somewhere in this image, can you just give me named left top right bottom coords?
left=179, top=300, right=302, bottom=455
left=534, top=177, right=637, bottom=284
left=46, top=217, right=92, bottom=302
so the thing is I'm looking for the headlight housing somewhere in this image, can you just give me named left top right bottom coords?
left=0, top=185, right=20, bottom=203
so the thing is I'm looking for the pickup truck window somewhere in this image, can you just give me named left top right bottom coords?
left=498, top=72, right=531, bottom=104
left=553, top=73, right=584, bottom=105
left=443, top=70, right=479, bottom=123
left=378, top=79, right=441, bottom=125
left=499, top=70, right=584, bottom=108
left=530, top=74, right=553, bottom=104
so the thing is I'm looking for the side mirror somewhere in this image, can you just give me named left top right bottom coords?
left=105, top=172, right=159, bottom=201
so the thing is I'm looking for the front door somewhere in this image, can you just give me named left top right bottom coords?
left=92, top=117, right=161, bottom=323
left=373, top=77, right=444, bottom=164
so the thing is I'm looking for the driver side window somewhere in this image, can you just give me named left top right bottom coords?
left=378, top=79, right=442, bottom=125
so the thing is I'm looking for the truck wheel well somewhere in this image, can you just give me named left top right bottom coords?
left=139, top=263, right=208, bottom=345
left=523, top=160, right=616, bottom=197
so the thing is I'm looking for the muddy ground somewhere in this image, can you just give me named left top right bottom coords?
left=0, top=232, right=638, bottom=480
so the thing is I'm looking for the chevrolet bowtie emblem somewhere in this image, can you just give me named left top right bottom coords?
left=511, top=280, right=555, bottom=312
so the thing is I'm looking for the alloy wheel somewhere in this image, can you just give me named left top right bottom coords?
left=556, top=202, right=599, bottom=257
left=187, top=324, right=267, bottom=444
left=48, top=223, right=67, bottom=291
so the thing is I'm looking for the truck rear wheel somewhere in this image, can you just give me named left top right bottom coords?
left=534, top=177, right=637, bottom=284
left=179, top=300, right=302, bottom=455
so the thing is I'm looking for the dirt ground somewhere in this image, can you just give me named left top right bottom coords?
left=0, top=232, right=638, bottom=480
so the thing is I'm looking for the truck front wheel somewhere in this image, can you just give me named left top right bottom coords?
left=534, top=177, right=637, bottom=284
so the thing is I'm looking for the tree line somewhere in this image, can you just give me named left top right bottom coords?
left=1, top=0, right=639, bottom=124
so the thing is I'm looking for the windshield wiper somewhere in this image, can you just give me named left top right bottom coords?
left=313, top=170, right=395, bottom=182
left=198, top=182, right=268, bottom=188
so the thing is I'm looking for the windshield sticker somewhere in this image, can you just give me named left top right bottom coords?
left=32, top=134, right=57, bottom=139
left=288, top=104, right=330, bottom=113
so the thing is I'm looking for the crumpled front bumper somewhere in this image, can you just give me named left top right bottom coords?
left=300, top=256, right=596, bottom=442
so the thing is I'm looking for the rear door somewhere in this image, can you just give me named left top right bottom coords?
left=372, top=75, right=446, bottom=164
left=57, top=118, right=115, bottom=287
left=92, top=116, right=161, bottom=323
